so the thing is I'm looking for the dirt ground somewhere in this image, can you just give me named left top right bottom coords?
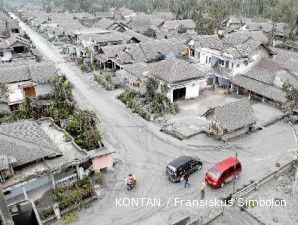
left=246, top=167, right=298, bottom=225
left=161, top=90, right=285, bottom=140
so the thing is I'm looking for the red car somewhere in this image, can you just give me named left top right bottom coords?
left=205, top=157, right=242, bottom=189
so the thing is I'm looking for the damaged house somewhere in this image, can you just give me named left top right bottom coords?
left=204, top=99, right=257, bottom=140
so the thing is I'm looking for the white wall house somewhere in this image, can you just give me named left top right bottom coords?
left=187, top=35, right=273, bottom=87
left=165, top=80, right=201, bottom=103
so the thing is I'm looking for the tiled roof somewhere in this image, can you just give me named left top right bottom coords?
left=0, top=120, right=62, bottom=167
left=224, top=39, right=264, bottom=58
left=147, top=58, right=205, bottom=83
left=161, top=19, right=195, bottom=30
left=0, top=61, right=58, bottom=84
left=212, top=99, right=256, bottom=131
left=231, top=75, right=287, bottom=103
left=225, top=30, right=269, bottom=45
left=92, top=18, right=115, bottom=29
left=241, top=57, right=292, bottom=87
left=189, top=34, right=223, bottom=50
left=273, top=48, right=298, bottom=73
left=80, top=30, right=127, bottom=43
left=123, top=29, right=151, bottom=42
left=121, top=62, right=148, bottom=79
left=101, top=39, right=184, bottom=64
left=125, top=14, right=163, bottom=33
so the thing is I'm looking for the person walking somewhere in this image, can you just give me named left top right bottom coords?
left=184, top=172, right=191, bottom=188
left=200, top=182, right=206, bottom=199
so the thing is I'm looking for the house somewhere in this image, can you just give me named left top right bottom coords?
left=273, top=22, right=293, bottom=48
left=88, top=149, right=116, bottom=172
left=94, top=11, right=114, bottom=20
left=92, top=18, right=129, bottom=31
left=0, top=120, right=80, bottom=204
left=74, top=30, right=130, bottom=59
left=204, top=99, right=257, bottom=140
left=240, top=21, right=273, bottom=33
left=117, top=58, right=211, bottom=102
left=226, top=30, right=270, bottom=45
left=0, top=119, right=115, bottom=210
left=111, top=7, right=137, bottom=20
left=230, top=59, right=291, bottom=106
left=0, top=120, right=62, bottom=185
left=123, top=29, right=151, bottom=43
left=0, top=61, right=58, bottom=111
left=274, top=48, right=298, bottom=74
left=72, top=12, right=96, bottom=27
left=116, top=62, right=149, bottom=88
left=186, top=34, right=275, bottom=88
left=159, top=19, right=196, bottom=34
left=97, top=39, right=185, bottom=70
left=0, top=34, right=31, bottom=62
left=147, top=58, right=209, bottom=102
left=125, top=14, right=164, bottom=35
left=220, top=15, right=250, bottom=34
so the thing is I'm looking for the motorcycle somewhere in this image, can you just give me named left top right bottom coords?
left=126, top=175, right=137, bottom=191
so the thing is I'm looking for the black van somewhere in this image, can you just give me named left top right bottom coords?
left=166, top=156, right=202, bottom=182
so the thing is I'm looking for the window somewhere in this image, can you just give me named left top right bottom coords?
left=228, top=166, right=235, bottom=174
left=236, top=163, right=241, bottom=171
left=219, top=59, right=225, bottom=66
left=0, top=51, right=3, bottom=57
left=208, top=168, right=221, bottom=179
left=209, top=57, right=211, bottom=63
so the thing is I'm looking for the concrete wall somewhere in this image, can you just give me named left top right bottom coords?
left=4, top=176, right=51, bottom=203
left=185, top=81, right=200, bottom=100
left=167, top=80, right=200, bottom=102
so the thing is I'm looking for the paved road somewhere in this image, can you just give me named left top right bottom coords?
left=14, top=15, right=298, bottom=225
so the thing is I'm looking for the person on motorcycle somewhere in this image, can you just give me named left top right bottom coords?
left=126, top=174, right=136, bottom=185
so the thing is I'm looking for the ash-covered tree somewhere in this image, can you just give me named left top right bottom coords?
left=283, top=82, right=298, bottom=111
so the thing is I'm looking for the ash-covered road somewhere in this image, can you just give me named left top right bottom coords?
left=14, top=15, right=298, bottom=225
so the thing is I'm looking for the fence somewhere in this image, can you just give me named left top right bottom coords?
left=231, top=160, right=296, bottom=200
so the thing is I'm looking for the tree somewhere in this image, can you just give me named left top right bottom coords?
left=283, top=82, right=298, bottom=111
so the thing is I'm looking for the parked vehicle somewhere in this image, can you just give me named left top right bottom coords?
left=166, top=156, right=202, bottom=182
left=205, top=157, right=242, bottom=189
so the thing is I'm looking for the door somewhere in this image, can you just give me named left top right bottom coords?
left=225, top=166, right=235, bottom=184
left=173, top=87, right=186, bottom=101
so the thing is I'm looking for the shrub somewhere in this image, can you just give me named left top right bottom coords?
left=119, top=83, right=179, bottom=120
left=94, top=74, right=115, bottom=91
left=63, top=213, right=78, bottom=224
